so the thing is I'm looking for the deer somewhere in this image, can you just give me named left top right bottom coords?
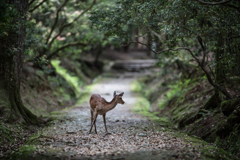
left=88, top=91, right=125, bottom=135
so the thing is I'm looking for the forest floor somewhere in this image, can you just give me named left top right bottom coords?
left=7, top=66, right=232, bottom=160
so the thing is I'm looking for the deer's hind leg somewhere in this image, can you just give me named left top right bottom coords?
left=94, top=116, right=97, bottom=134
left=89, top=109, right=93, bottom=134
left=89, top=110, right=98, bottom=134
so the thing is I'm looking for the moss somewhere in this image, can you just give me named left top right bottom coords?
left=221, top=98, right=240, bottom=116
left=178, top=110, right=203, bottom=129
left=201, top=147, right=237, bottom=160
left=203, top=94, right=220, bottom=110
left=8, top=145, right=68, bottom=160
left=214, top=126, right=240, bottom=157
left=8, top=145, right=36, bottom=159
left=51, top=60, right=82, bottom=97
left=2, top=74, right=39, bottom=125
left=0, top=125, right=15, bottom=143
left=131, top=97, right=151, bottom=113
left=227, top=114, right=240, bottom=124
left=132, top=96, right=171, bottom=126
left=215, top=112, right=240, bottom=138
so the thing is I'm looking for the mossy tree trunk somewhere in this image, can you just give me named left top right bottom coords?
left=214, top=33, right=233, bottom=101
left=215, top=34, right=224, bottom=101
left=0, top=0, right=39, bottom=124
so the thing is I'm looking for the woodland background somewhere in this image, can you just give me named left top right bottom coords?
left=0, top=0, right=240, bottom=159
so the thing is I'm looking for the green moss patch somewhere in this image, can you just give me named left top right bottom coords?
left=51, top=60, right=82, bottom=97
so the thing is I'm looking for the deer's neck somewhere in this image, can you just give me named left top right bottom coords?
left=103, top=97, right=118, bottom=113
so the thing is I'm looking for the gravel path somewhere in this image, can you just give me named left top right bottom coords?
left=27, top=73, right=211, bottom=160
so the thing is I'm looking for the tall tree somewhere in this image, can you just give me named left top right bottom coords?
left=0, top=0, right=39, bottom=124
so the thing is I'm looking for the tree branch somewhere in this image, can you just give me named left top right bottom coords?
left=225, top=4, right=240, bottom=11
left=29, top=0, right=36, bottom=7
left=167, top=47, right=232, bottom=99
left=195, top=0, right=232, bottom=5
left=227, top=35, right=240, bottom=40
left=123, top=41, right=158, bottom=54
left=196, top=0, right=239, bottom=12
left=125, top=41, right=233, bottom=99
left=197, top=35, right=207, bottom=65
left=45, top=0, right=69, bottom=45
left=47, top=0, right=96, bottom=48
left=47, top=40, right=91, bottom=60
left=69, top=0, right=96, bottom=26
left=47, top=19, right=67, bottom=48
left=29, top=0, right=48, bottom=12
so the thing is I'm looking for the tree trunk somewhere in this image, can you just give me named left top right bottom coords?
left=0, top=0, right=39, bottom=124
left=94, top=44, right=102, bottom=66
left=215, top=34, right=225, bottom=101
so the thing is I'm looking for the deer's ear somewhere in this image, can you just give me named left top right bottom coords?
left=113, top=91, right=116, bottom=96
left=119, top=92, right=124, bottom=96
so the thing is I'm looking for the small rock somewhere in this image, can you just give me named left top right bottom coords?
left=138, top=133, right=147, bottom=137
left=115, top=120, right=120, bottom=122
left=66, top=130, right=76, bottom=134
left=82, top=144, right=89, bottom=147
left=90, top=141, right=98, bottom=144
left=122, top=120, right=126, bottom=122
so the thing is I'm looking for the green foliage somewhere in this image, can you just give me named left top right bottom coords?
left=8, top=145, right=36, bottom=159
left=90, top=0, right=240, bottom=99
left=0, top=125, right=15, bottom=143
left=167, top=79, right=191, bottom=99
left=0, top=2, right=18, bottom=38
left=27, top=0, right=116, bottom=62
left=157, top=78, right=191, bottom=110
left=51, top=60, right=82, bottom=97
left=130, top=80, right=144, bottom=92
left=132, top=97, right=150, bottom=113
left=132, top=96, right=170, bottom=123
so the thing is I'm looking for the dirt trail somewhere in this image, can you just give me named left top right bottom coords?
left=11, top=70, right=218, bottom=160
left=22, top=71, right=207, bottom=160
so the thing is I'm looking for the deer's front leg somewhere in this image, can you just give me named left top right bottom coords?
left=94, top=117, right=97, bottom=134
left=90, top=110, right=93, bottom=127
left=103, top=113, right=108, bottom=133
left=103, top=113, right=111, bottom=135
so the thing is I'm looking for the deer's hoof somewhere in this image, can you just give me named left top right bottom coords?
left=102, top=133, right=111, bottom=138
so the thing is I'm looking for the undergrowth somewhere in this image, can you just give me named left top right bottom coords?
left=132, top=67, right=239, bottom=158
left=51, top=60, right=82, bottom=97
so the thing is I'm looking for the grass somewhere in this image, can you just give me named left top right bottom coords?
left=51, top=60, right=82, bottom=97
left=130, top=80, right=143, bottom=92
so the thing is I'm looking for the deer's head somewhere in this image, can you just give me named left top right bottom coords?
left=113, top=91, right=125, bottom=104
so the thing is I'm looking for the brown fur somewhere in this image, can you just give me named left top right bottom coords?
left=89, top=91, right=125, bottom=134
